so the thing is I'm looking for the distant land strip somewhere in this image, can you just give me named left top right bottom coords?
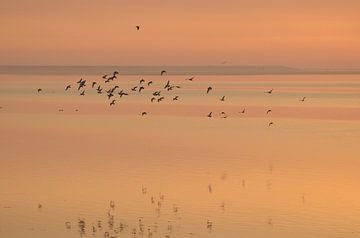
left=1, top=65, right=360, bottom=75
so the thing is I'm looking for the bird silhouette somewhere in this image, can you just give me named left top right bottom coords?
left=136, top=25, right=140, bottom=30
left=102, top=74, right=108, bottom=79
left=158, top=97, right=164, bottom=102
left=207, top=112, right=213, bottom=118
left=107, top=93, right=114, bottom=99
left=65, top=85, right=71, bottom=91
left=269, top=122, right=274, bottom=126
left=220, top=96, right=225, bottom=101
left=187, top=77, right=195, bottom=81
left=110, top=100, right=116, bottom=106
left=37, top=88, right=42, bottom=93
left=267, top=109, right=272, bottom=114
left=164, top=80, right=170, bottom=89
left=300, top=97, right=306, bottom=102
left=147, top=81, right=153, bottom=86
left=153, top=91, right=161, bottom=96
left=131, top=86, right=138, bottom=91
left=207, top=87, right=212, bottom=94
left=92, top=82, right=97, bottom=88
left=140, top=79, right=145, bottom=84
left=161, top=70, right=167, bottom=76
left=151, top=97, right=156, bottom=103
left=265, top=89, right=273, bottom=94
left=173, top=96, right=179, bottom=101
left=239, top=109, right=245, bottom=114
left=139, top=86, right=145, bottom=92
left=142, top=111, right=147, bottom=116
left=80, top=90, right=85, bottom=96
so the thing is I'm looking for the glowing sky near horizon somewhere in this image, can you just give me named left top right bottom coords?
left=0, top=0, right=359, bottom=67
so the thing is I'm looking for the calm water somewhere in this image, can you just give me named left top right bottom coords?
left=1, top=74, right=360, bottom=238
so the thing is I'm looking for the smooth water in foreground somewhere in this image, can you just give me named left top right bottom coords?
left=1, top=74, right=360, bottom=238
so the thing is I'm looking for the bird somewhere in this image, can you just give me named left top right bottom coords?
left=220, top=96, right=225, bottom=101
left=92, top=82, right=97, bottom=88
left=164, top=80, right=170, bottom=89
left=157, top=97, right=164, bottom=102
left=239, top=109, right=245, bottom=114
left=102, top=74, right=108, bottom=79
left=139, top=86, right=145, bottom=92
left=269, top=122, right=274, bottom=126
left=151, top=97, right=156, bottom=103
left=141, top=111, right=147, bottom=116
left=147, top=81, right=153, bottom=86
left=140, top=79, right=145, bottom=84
left=131, top=86, right=138, bottom=91
left=265, top=89, right=273, bottom=94
left=136, top=25, right=140, bottom=30
left=300, top=97, right=306, bottom=102
left=37, top=88, right=42, bottom=93
left=206, top=87, right=212, bottom=94
left=153, top=91, right=161, bottom=96
left=186, top=77, right=195, bottom=81
left=77, top=78, right=84, bottom=84
left=80, top=90, right=85, bottom=96
left=65, top=85, right=71, bottom=91
left=207, top=112, right=213, bottom=118
left=110, top=100, right=116, bottom=106
left=266, top=109, right=272, bottom=114
left=173, top=96, right=179, bottom=101
left=107, top=93, right=114, bottom=99
left=161, top=70, right=167, bottom=76
left=58, top=109, right=64, bottom=112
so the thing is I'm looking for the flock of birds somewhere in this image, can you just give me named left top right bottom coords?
left=35, top=68, right=307, bottom=127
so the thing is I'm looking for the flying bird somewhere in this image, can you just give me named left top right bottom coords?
left=147, top=81, right=153, bottom=86
left=266, top=109, right=272, bottom=114
left=65, top=85, right=71, bottom=91
left=136, top=25, right=140, bottom=30
left=300, top=97, right=306, bottom=102
left=161, top=70, right=167, bottom=76
left=107, top=93, right=114, bottom=99
left=80, top=90, right=85, bottom=96
left=37, top=88, right=42, bottom=93
left=139, top=86, right=145, bottom=92
left=110, top=100, right=116, bottom=106
left=131, top=86, right=138, bottom=91
left=173, top=96, right=179, bottom=101
left=265, top=89, right=273, bottom=94
left=158, top=97, right=165, bottom=102
left=220, top=96, right=225, bottom=101
left=140, top=79, right=145, bottom=84
left=164, top=80, right=170, bottom=89
left=151, top=97, right=156, bottom=103
left=153, top=91, right=161, bottom=96
left=187, top=77, right=195, bottom=81
left=239, top=109, right=245, bottom=114
left=142, top=111, right=147, bottom=116
left=92, top=82, right=97, bottom=88
left=206, top=87, right=212, bottom=94
left=102, top=75, right=108, bottom=79
left=207, top=112, right=213, bottom=118
left=269, top=122, right=274, bottom=126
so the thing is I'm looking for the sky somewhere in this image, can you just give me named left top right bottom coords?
left=0, top=0, right=360, bottom=67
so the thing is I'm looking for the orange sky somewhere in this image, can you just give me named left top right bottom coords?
left=0, top=0, right=360, bottom=67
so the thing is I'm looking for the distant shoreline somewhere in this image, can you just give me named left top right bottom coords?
left=1, top=65, right=360, bottom=75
